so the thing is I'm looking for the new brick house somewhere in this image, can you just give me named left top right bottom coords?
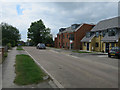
left=55, top=23, right=95, bottom=50
left=81, top=17, right=120, bottom=53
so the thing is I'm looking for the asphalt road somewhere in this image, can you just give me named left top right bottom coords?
left=24, top=47, right=118, bottom=88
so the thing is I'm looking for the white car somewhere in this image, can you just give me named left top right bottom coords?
left=36, top=43, right=46, bottom=49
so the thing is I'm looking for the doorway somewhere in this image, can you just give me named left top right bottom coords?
left=105, top=43, right=109, bottom=53
left=87, top=43, right=89, bottom=51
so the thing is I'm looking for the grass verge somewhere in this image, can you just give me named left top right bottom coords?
left=14, top=54, right=47, bottom=85
left=2, top=52, right=8, bottom=63
left=4, top=52, right=8, bottom=57
left=72, top=50, right=92, bottom=53
left=16, top=46, right=24, bottom=50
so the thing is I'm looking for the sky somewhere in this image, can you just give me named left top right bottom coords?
left=0, top=0, right=119, bottom=41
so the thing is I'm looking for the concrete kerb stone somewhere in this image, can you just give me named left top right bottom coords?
left=23, top=47, right=64, bottom=88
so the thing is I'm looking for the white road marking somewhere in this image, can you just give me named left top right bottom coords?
left=23, top=48, right=64, bottom=88
left=66, top=54, right=79, bottom=59
left=49, top=50, right=59, bottom=53
left=97, top=55, right=108, bottom=57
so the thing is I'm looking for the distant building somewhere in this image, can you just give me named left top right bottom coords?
left=81, top=17, right=120, bottom=53
left=54, top=37, right=58, bottom=48
left=55, top=23, right=95, bottom=50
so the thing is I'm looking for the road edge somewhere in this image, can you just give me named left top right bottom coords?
left=23, top=48, right=64, bottom=88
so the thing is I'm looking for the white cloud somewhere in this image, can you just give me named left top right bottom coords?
left=1, top=2, right=118, bottom=41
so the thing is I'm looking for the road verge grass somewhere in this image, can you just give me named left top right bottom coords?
left=14, top=54, right=47, bottom=85
left=16, top=46, right=24, bottom=50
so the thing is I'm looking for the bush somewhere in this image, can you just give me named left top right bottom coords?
left=7, top=43, right=12, bottom=49
left=4, top=52, right=8, bottom=57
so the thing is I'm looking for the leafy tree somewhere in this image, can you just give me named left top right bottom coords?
left=1, top=22, right=21, bottom=46
left=7, top=43, right=12, bottom=49
left=27, top=19, right=53, bottom=45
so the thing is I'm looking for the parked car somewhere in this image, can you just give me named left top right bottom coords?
left=108, top=47, right=120, bottom=59
left=36, top=43, right=46, bottom=49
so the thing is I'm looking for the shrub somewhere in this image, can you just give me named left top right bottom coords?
left=7, top=43, right=12, bottom=49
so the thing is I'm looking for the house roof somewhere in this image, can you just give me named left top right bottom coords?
left=91, top=16, right=120, bottom=32
left=58, top=24, right=84, bottom=35
left=58, top=23, right=93, bottom=35
left=101, top=33, right=119, bottom=42
left=81, top=34, right=95, bottom=42
left=62, top=27, right=75, bottom=33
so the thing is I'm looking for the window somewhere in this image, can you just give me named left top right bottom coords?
left=71, top=43, right=74, bottom=49
left=95, top=32, right=99, bottom=37
left=59, top=42, right=60, bottom=46
left=84, top=42, right=86, bottom=46
left=69, top=34, right=74, bottom=40
left=63, top=35, right=64, bottom=39
left=108, top=29, right=116, bottom=36
left=111, top=43, right=115, bottom=47
left=71, top=25, right=76, bottom=29
left=102, top=30, right=107, bottom=37
left=86, top=32, right=91, bottom=38
left=95, top=43, right=99, bottom=47
left=67, top=34, right=68, bottom=38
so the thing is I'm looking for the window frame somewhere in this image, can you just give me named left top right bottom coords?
left=95, top=42, right=99, bottom=47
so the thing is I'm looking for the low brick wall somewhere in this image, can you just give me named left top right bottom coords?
left=0, top=47, right=4, bottom=64
left=0, top=48, right=2, bottom=64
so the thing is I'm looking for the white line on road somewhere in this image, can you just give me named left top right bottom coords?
left=97, top=55, right=108, bottom=57
left=24, top=48, right=64, bottom=88
left=49, top=50, right=59, bottom=53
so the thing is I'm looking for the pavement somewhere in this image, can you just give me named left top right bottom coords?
left=24, top=46, right=118, bottom=88
left=2, top=47, right=54, bottom=88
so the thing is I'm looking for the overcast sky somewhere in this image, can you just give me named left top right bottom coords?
left=0, top=1, right=118, bottom=41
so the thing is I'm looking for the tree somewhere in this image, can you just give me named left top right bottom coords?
left=1, top=22, right=21, bottom=46
left=27, top=19, right=53, bottom=45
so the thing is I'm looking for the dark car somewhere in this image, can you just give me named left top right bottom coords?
left=36, top=43, right=46, bottom=49
left=108, top=47, right=120, bottom=59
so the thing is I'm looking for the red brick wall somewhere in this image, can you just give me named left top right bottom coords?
left=57, top=34, right=63, bottom=48
left=54, top=37, right=57, bottom=48
left=62, top=32, right=70, bottom=49
left=74, top=24, right=95, bottom=50
left=55, top=24, right=94, bottom=50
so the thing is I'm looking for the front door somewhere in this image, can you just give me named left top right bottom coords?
left=106, top=43, right=109, bottom=53
left=87, top=43, right=89, bottom=51
left=71, top=43, right=74, bottom=49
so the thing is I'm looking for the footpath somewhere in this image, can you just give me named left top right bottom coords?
left=2, top=47, right=53, bottom=88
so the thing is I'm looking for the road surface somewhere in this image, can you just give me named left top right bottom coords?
left=24, top=47, right=118, bottom=88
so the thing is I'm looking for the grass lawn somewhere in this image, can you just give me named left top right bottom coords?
left=16, top=46, right=24, bottom=50
left=14, top=54, right=47, bottom=85
left=72, top=50, right=92, bottom=53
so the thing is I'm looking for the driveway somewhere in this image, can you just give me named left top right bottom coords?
left=24, top=47, right=118, bottom=88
